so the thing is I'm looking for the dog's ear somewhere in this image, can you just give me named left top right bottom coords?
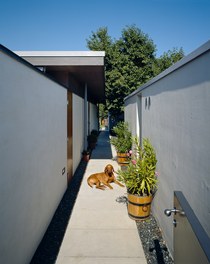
left=109, top=165, right=114, bottom=172
left=104, top=165, right=108, bottom=173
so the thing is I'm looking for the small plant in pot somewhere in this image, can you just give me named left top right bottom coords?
left=87, top=134, right=97, bottom=150
left=82, top=149, right=90, bottom=162
left=110, top=121, right=132, bottom=166
left=90, top=129, right=99, bottom=137
left=117, top=137, right=158, bottom=220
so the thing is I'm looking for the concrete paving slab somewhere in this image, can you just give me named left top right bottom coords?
left=56, top=229, right=144, bottom=257
left=57, top=256, right=146, bottom=264
left=69, top=208, right=135, bottom=229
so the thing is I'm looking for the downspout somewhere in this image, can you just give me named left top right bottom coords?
left=84, top=83, right=88, bottom=150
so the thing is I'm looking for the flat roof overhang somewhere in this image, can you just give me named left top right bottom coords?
left=15, top=51, right=105, bottom=103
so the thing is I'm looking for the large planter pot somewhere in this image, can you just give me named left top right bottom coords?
left=127, top=193, right=153, bottom=220
left=117, top=152, right=129, bottom=166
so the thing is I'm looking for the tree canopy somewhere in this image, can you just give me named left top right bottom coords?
left=86, top=25, right=184, bottom=118
left=153, top=47, right=184, bottom=75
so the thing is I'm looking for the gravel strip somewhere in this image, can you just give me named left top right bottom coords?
left=30, top=160, right=88, bottom=264
left=136, top=215, right=174, bottom=264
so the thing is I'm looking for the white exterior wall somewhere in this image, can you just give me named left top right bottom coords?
left=89, top=102, right=98, bottom=132
left=125, top=42, right=210, bottom=257
left=124, top=95, right=140, bottom=139
left=72, top=98, right=98, bottom=175
left=72, top=93, right=84, bottom=174
left=0, top=51, right=67, bottom=264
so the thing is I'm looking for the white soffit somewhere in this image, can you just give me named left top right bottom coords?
left=14, top=51, right=105, bottom=66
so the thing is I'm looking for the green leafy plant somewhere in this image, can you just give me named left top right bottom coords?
left=90, top=129, right=99, bottom=137
left=87, top=134, right=97, bottom=143
left=110, top=121, right=132, bottom=153
left=82, top=150, right=90, bottom=155
left=117, top=137, right=158, bottom=196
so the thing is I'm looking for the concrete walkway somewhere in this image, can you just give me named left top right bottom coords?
left=55, top=131, right=147, bottom=264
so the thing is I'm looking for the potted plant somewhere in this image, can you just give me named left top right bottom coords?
left=87, top=132, right=98, bottom=150
left=90, top=129, right=99, bottom=137
left=117, top=137, right=158, bottom=220
left=110, top=121, right=132, bottom=166
left=82, top=149, right=90, bottom=162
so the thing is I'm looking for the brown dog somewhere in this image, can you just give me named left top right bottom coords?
left=87, top=164, right=124, bottom=190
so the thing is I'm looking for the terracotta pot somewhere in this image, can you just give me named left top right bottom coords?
left=82, top=154, right=90, bottom=162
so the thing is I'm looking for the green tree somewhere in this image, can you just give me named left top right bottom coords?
left=153, top=47, right=184, bottom=75
left=86, top=27, right=112, bottom=119
left=87, top=25, right=184, bottom=118
left=105, top=25, right=156, bottom=115
left=86, top=27, right=113, bottom=71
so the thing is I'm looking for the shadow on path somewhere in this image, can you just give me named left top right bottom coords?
left=90, top=131, right=113, bottom=159
left=30, top=161, right=88, bottom=264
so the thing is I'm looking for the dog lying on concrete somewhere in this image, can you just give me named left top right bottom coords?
left=87, top=164, right=124, bottom=190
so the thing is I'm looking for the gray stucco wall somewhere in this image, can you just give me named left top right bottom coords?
left=0, top=49, right=67, bottom=264
left=73, top=93, right=84, bottom=173
left=125, top=41, right=210, bottom=257
left=89, top=102, right=99, bottom=132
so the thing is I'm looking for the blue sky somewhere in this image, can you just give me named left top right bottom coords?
left=0, top=0, right=209, bottom=57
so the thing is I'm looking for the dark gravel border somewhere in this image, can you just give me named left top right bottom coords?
left=30, top=160, right=88, bottom=264
left=116, top=196, right=174, bottom=264
left=30, top=159, right=174, bottom=264
left=136, top=215, right=174, bottom=264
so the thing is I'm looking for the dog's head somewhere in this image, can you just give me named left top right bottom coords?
left=104, top=164, right=114, bottom=176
